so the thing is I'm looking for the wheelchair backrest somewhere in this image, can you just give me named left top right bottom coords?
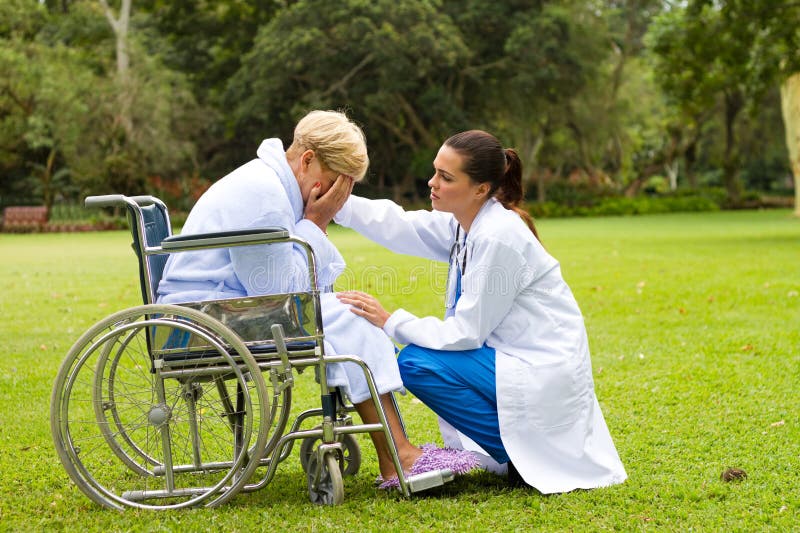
left=86, top=194, right=324, bottom=355
left=125, top=198, right=172, bottom=305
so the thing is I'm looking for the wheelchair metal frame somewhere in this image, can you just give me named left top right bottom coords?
left=50, top=194, right=452, bottom=510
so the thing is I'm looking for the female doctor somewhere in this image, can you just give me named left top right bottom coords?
left=336, top=130, right=627, bottom=493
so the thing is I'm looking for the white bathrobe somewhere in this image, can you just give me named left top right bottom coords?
left=157, top=139, right=402, bottom=403
left=335, top=195, right=627, bottom=493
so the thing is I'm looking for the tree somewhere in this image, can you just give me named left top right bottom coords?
left=602, top=0, right=670, bottom=186
left=134, top=0, right=284, bottom=177
left=782, top=75, right=800, bottom=216
left=495, top=2, right=609, bottom=202
left=648, top=0, right=800, bottom=211
left=0, top=1, right=101, bottom=209
left=225, top=0, right=471, bottom=201
left=729, top=0, right=800, bottom=216
left=98, top=0, right=133, bottom=136
left=0, top=0, right=208, bottom=207
left=647, top=3, right=752, bottom=203
left=73, top=0, right=206, bottom=198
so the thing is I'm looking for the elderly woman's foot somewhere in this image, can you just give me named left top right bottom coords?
left=375, top=445, right=422, bottom=484
left=377, top=444, right=479, bottom=489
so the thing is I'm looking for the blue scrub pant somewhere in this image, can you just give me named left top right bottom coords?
left=397, top=343, right=510, bottom=464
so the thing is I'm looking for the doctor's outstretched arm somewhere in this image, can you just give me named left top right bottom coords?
left=334, top=196, right=453, bottom=262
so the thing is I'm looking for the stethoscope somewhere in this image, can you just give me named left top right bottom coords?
left=445, top=226, right=468, bottom=311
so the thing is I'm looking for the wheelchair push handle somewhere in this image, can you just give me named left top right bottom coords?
left=85, top=194, right=126, bottom=208
left=85, top=194, right=159, bottom=208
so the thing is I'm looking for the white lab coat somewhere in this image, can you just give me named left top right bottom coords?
left=157, top=139, right=403, bottom=403
left=335, top=196, right=627, bottom=493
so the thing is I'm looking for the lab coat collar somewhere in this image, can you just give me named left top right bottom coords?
left=465, top=197, right=500, bottom=237
left=256, top=138, right=304, bottom=222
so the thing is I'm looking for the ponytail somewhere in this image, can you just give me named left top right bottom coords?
left=497, top=149, right=540, bottom=240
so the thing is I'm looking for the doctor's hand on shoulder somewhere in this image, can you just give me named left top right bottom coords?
left=304, top=175, right=354, bottom=234
left=337, top=291, right=391, bottom=328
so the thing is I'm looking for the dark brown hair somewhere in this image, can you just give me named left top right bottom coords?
left=444, top=130, right=539, bottom=239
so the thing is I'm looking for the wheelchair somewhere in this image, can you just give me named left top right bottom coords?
left=50, top=194, right=455, bottom=510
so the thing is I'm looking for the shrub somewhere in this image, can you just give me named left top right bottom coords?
left=45, top=202, right=127, bottom=232
left=528, top=192, right=722, bottom=218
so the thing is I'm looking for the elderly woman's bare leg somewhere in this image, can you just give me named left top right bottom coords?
left=354, top=393, right=422, bottom=479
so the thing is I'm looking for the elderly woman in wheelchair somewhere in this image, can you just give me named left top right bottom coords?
left=50, top=110, right=475, bottom=510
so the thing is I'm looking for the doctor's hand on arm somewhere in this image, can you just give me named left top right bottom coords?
left=304, top=175, right=354, bottom=234
left=336, top=291, right=391, bottom=328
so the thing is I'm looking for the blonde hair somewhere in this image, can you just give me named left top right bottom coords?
left=288, top=110, right=369, bottom=181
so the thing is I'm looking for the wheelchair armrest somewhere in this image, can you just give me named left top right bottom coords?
left=161, top=227, right=291, bottom=251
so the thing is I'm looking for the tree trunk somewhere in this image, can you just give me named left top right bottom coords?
left=520, top=129, right=545, bottom=203
left=567, top=118, right=594, bottom=176
left=684, top=140, right=698, bottom=188
left=780, top=72, right=800, bottom=217
left=722, top=90, right=743, bottom=204
left=43, top=147, right=56, bottom=212
left=535, top=170, right=546, bottom=204
left=99, top=0, right=133, bottom=138
left=665, top=161, right=679, bottom=191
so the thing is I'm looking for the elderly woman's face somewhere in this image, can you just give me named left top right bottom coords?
left=299, top=151, right=339, bottom=204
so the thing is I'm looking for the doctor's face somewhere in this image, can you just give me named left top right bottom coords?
left=428, top=145, right=487, bottom=216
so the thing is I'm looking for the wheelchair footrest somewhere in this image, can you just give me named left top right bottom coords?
left=406, top=468, right=454, bottom=493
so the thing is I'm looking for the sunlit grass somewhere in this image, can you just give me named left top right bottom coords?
left=1, top=209, right=798, bottom=531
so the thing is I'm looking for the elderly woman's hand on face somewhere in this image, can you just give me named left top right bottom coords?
left=304, top=175, right=354, bottom=234
left=336, top=290, right=391, bottom=328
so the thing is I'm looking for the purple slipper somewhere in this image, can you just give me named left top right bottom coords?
left=378, top=444, right=479, bottom=490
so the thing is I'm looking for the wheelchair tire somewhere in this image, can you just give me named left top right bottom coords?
left=307, top=450, right=344, bottom=506
left=50, top=304, right=271, bottom=510
left=299, top=430, right=361, bottom=477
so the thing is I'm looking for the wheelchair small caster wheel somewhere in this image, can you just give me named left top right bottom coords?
left=307, top=451, right=344, bottom=505
left=300, top=429, right=360, bottom=476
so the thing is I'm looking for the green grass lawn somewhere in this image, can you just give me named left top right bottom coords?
left=1, top=210, right=798, bottom=531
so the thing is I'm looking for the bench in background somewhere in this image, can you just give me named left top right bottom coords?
left=1, top=206, right=49, bottom=232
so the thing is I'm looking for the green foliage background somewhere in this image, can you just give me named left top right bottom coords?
left=1, top=0, right=797, bottom=214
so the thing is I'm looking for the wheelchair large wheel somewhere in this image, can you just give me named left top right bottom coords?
left=96, top=332, right=291, bottom=478
left=51, top=304, right=271, bottom=510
